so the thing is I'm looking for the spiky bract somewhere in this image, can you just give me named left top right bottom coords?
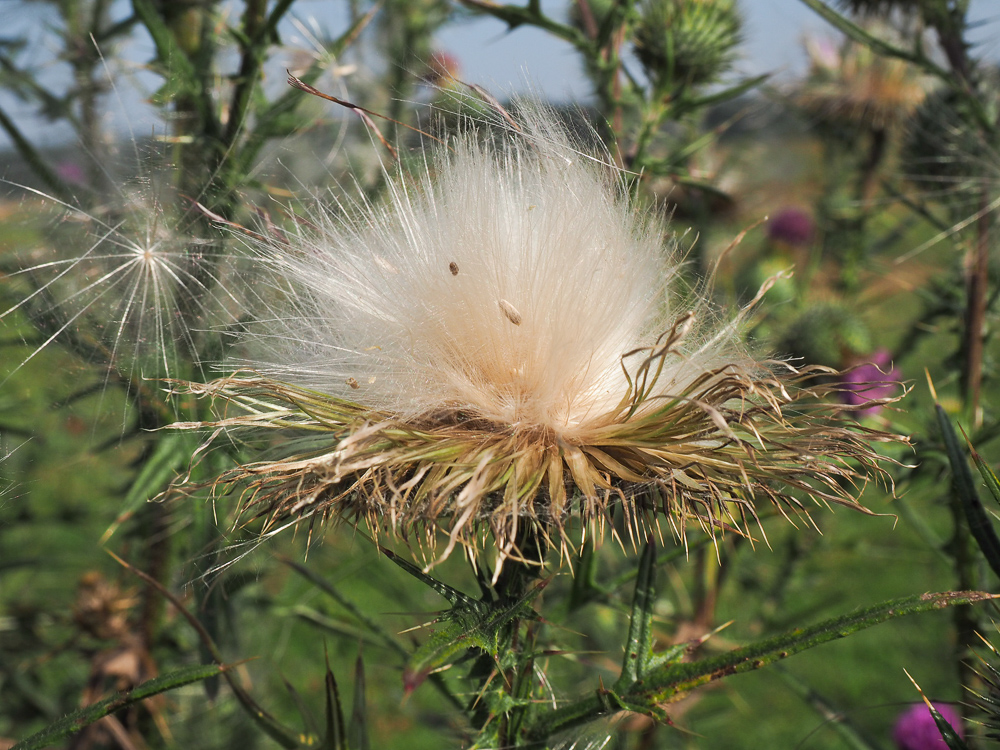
left=176, top=107, right=901, bottom=567
left=634, top=0, right=742, bottom=90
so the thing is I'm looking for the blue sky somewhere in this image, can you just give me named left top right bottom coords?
left=2, top=0, right=999, bottom=149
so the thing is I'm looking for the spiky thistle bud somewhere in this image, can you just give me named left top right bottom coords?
left=634, top=0, right=742, bottom=90
left=176, top=104, right=901, bottom=568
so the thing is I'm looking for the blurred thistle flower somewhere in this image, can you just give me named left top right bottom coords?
left=56, top=161, right=88, bottom=187
left=177, top=104, right=901, bottom=568
left=798, top=32, right=928, bottom=131
left=840, top=349, right=902, bottom=418
left=893, top=702, right=964, bottom=750
left=767, top=207, right=815, bottom=248
left=634, top=0, right=742, bottom=90
left=421, top=51, right=462, bottom=88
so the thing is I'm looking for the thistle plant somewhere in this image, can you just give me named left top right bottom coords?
left=4, top=1, right=1000, bottom=749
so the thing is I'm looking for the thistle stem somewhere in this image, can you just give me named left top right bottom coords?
left=476, top=523, right=547, bottom=748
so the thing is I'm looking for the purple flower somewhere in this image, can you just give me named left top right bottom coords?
left=893, top=702, right=963, bottom=750
left=767, top=207, right=815, bottom=247
left=56, top=161, right=87, bottom=186
left=840, top=349, right=902, bottom=418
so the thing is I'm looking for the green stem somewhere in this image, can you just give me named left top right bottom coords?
left=480, top=523, right=547, bottom=748
left=224, top=0, right=275, bottom=149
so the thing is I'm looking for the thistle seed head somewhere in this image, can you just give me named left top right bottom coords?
left=176, top=104, right=904, bottom=568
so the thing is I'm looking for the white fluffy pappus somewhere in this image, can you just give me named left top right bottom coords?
left=248, top=110, right=695, bottom=440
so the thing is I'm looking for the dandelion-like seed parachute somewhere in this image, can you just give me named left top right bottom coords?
left=0, top=176, right=243, bottom=421
left=176, top=104, right=901, bottom=569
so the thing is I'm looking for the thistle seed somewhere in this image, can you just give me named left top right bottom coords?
left=499, top=299, right=522, bottom=326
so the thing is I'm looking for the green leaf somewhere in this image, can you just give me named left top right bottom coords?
left=567, top=542, right=606, bottom=612
left=615, top=539, right=657, bottom=689
left=280, top=674, right=321, bottom=741
left=797, top=0, right=995, bottom=134
left=971, top=444, right=1000, bottom=507
left=264, top=0, right=297, bottom=42
left=398, top=554, right=543, bottom=694
left=11, top=664, right=224, bottom=750
left=103, top=431, right=198, bottom=542
left=456, top=0, right=589, bottom=48
left=349, top=653, right=370, bottom=750
left=324, top=656, right=347, bottom=750
left=683, top=73, right=769, bottom=110
left=379, top=546, right=481, bottom=609
left=936, top=404, right=1000, bottom=580
left=237, top=5, right=379, bottom=170
left=797, top=0, right=947, bottom=76
left=281, top=556, right=464, bottom=711
left=404, top=619, right=478, bottom=695
left=645, top=591, right=994, bottom=700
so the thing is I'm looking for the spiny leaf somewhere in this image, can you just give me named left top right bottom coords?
left=281, top=674, right=321, bottom=741
left=643, top=592, right=995, bottom=702
left=130, top=0, right=204, bottom=113
left=324, top=652, right=347, bottom=750
left=615, top=539, right=657, bottom=689
left=107, top=551, right=304, bottom=748
left=777, top=665, right=882, bottom=750
left=567, top=542, right=606, bottom=612
left=281, top=556, right=409, bottom=657
left=927, top=702, right=970, bottom=750
left=379, top=546, right=481, bottom=610
left=11, top=664, right=225, bottom=750
left=683, top=73, right=770, bottom=110
left=404, top=620, right=479, bottom=695
left=936, top=404, right=1000, bottom=579
left=349, top=652, right=370, bottom=750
